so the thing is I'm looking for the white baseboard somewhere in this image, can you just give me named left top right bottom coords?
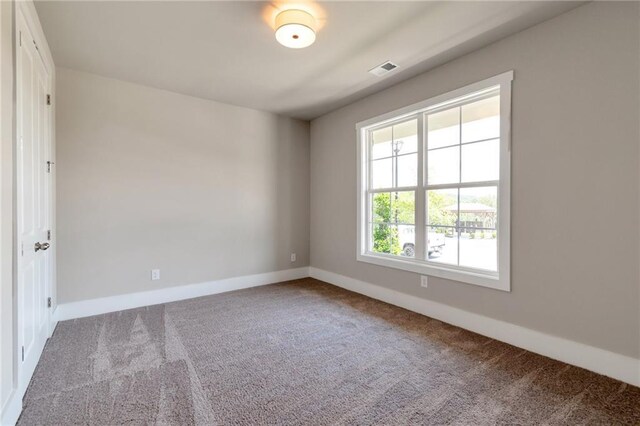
left=54, top=267, right=310, bottom=322
left=0, top=391, right=22, bottom=426
left=1, top=267, right=307, bottom=425
left=16, top=264, right=640, bottom=426
left=309, top=267, right=640, bottom=387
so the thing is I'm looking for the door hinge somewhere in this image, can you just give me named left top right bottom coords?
left=21, top=346, right=24, bottom=361
left=19, top=31, right=22, bottom=47
left=47, top=297, right=52, bottom=308
left=21, top=243, right=24, bottom=257
left=47, top=161, right=54, bottom=173
left=47, top=230, right=51, bottom=240
left=46, top=94, right=51, bottom=106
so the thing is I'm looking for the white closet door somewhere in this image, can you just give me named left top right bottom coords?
left=16, top=12, right=52, bottom=389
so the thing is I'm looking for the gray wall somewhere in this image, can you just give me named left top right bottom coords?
left=56, top=68, right=310, bottom=303
left=310, top=2, right=640, bottom=358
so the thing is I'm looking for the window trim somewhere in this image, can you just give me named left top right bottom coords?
left=356, top=71, right=513, bottom=291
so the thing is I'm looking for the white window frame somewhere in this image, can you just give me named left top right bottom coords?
left=356, top=71, right=513, bottom=291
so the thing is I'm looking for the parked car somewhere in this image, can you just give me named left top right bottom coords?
left=398, top=226, right=445, bottom=258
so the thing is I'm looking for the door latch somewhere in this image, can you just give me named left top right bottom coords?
left=35, top=242, right=50, bottom=252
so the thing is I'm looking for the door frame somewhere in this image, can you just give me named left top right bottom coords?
left=15, top=0, right=56, bottom=353
left=5, top=1, right=56, bottom=423
left=16, top=0, right=56, bottom=330
left=15, top=4, right=52, bottom=384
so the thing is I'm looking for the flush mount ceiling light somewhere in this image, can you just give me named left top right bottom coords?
left=275, top=9, right=316, bottom=49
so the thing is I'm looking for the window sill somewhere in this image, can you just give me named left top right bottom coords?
left=357, top=252, right=510, bottom=292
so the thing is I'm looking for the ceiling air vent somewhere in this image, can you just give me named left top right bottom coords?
left=369, top=61, right=399, bottom=77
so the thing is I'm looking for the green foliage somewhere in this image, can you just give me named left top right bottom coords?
left=427, top=191, right=456, bottom=227
left=372, top=224, right=400, bottom=254
left=477, top=195, right=497, bottom=208
left=394, top=192, right=415, bottom=224
left=371, top=192, right=414, bottom=255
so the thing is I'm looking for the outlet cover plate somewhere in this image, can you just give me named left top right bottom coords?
left=420, top=275, right=428, bottom=288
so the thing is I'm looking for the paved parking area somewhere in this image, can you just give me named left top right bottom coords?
left=430, top=236, right=497, bottom=270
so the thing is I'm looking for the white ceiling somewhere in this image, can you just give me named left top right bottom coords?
left=35, top=1, right=583, bottom=120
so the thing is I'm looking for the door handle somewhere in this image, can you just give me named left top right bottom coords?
left=34, top=242, right=50, bottom=252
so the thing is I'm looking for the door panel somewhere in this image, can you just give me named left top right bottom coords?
left=21, top=263, right=35, bottom=355
left=35, top=44, right=49, bottom=334
left=17, top=13, right=52, bottom=389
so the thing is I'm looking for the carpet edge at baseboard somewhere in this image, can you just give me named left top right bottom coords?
left=53, top=265, right=639, bottom=388
left=308, top=266, right=640, bottom=388
left=54, top=266, right=311, bottom=322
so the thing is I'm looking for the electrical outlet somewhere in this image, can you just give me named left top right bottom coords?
left=290, top=253, right=296, bottom=262
left=151, top=269, right=160, bottom=281
left=420, top=275, right=428, bottom=288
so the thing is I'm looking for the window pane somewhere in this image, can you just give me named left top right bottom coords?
left=427, top=146, right=460, bottom=185
left=459, top=186, right=497, bottom=231
left=461, top=95, right=499, bottom=143
left=460, top=230, right=497, bottom=271
left=397, top=153, right=417, bottom=187
left=427, top=188, right=458, bottom=226
left=427, top=226, right=457, bottom=264
left=372, top=158, right=392, bottom=189
left=427, top=107, right=459, bottom=149
left=461, top=139, right=499, bottom=183
left=370, top=224, right=402, bottom=255
left=371, top=127, right=392, bottom=159
left=398, top=225, right=415, bottom=258
left=363, top=84, right=507, bottom=279
left=393, top=119, right=418, bottom=154
left=371, top=191, right=415, bottom=224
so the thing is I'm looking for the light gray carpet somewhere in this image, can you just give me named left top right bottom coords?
left=19, top=278, right=640, bottom=425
